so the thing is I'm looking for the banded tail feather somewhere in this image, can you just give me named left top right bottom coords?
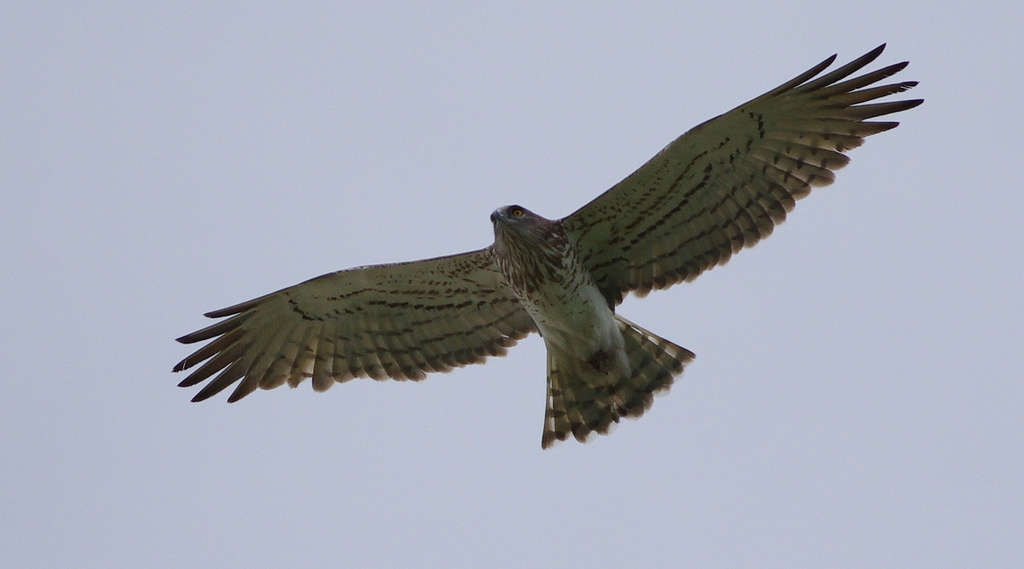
left=541, top=316, right=695, bottom=448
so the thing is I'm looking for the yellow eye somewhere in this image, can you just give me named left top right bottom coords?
left=512, top=208, right=524, bottom=217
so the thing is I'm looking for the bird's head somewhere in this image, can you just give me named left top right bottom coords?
left=490, top=204, right=538, bottom=225
left=490, top=205, right=563, bottom=253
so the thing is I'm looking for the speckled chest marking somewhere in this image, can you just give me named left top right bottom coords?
left=495, top=228, right=621, bottom=359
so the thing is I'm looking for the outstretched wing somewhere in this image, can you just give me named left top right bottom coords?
left=173, top=248, right=536, bottom=402
left=561, top=44, right=922, bottom=305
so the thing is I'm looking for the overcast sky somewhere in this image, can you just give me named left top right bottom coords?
left=4, top=2, right=1022, bottom=568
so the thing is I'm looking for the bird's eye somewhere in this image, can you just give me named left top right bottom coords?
left=512, top=208, right=524, bottom=218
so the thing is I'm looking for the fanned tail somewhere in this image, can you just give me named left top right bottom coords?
left=541, top=315, right=695, bottom=448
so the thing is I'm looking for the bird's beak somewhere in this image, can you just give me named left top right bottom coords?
left=490, top=211, right=499, bottom=223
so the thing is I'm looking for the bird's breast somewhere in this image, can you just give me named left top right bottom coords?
left=520, top=275, right=622, bottom=362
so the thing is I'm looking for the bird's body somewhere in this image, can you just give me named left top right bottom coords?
left=490, top=205, right=684, bottom=444
left=491, top=206, right=613, bottom=359
left=174, top=45, right=922, bottom=448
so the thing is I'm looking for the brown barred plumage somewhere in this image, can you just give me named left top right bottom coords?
left=174, top=45, right=920, bottom=448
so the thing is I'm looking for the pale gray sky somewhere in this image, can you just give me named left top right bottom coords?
left=4, top=2, right=1022, bottom=568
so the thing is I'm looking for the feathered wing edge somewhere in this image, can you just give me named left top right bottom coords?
left=561, top=44, right=923, bottom=304
left=173, top=248, right=537, bottom=403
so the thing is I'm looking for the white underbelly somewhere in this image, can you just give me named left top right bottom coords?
left=524, top=280, right=621, bottom=359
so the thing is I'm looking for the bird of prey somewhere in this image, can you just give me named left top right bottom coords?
left=174, top=45, right=921, bottom=448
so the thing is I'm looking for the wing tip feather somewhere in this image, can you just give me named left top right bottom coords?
left=175, top=332, right=199, bottom=344
left=864, top=42, right=888, bottom=62
left=870, top=120, right=901, bottom=133
left=190, top=391, right=215, bottom=403
left=902, top=98, right=925, bottom=110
